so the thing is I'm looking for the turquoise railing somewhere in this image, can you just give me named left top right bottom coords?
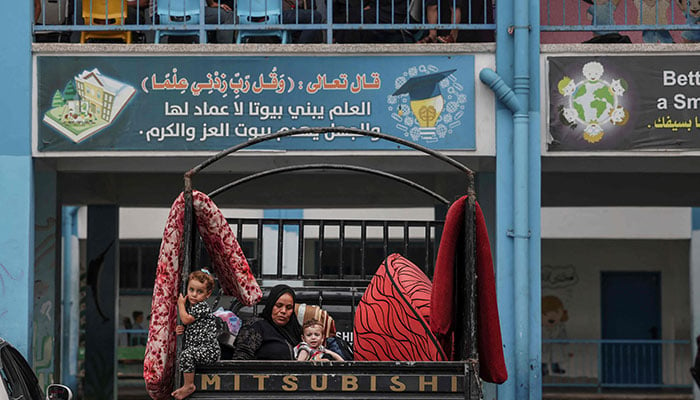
left=542, top=339, right=693, bottom=389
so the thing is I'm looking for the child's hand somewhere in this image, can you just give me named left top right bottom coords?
left=175, top=325, right=184, bottom=335
left=177, top=294, right=187, bottom=307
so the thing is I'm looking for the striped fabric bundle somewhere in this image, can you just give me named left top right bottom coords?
left=295, top=303, right=337, bottom=338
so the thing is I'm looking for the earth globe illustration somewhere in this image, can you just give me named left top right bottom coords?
left=557, top=61, right=629, bottom=143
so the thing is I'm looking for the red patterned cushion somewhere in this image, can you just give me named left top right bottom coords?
left=353, top=253, right=445, bottom=361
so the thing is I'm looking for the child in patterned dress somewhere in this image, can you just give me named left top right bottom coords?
left=294, top=319, right=343, bottom=361
left=171, top=269, right=221, bottom=399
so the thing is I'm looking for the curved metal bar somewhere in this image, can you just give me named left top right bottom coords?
left=206, top=163, right=451, bottom=205
left=184, top=127, right=473, bottom=185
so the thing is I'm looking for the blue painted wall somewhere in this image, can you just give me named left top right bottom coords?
left=0, top=0, right=33, bottom=356
left=0, top=157, right=34, bottom=355
left=1, top=2, right=32, bottom=155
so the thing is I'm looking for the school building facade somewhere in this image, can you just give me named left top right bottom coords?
left=2, top=1, right=700, bottom=399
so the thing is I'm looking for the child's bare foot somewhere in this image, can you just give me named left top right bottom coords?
left=171, top=383, right=196, bottom=399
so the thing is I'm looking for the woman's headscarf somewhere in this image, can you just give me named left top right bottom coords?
left=261, top=284, right=302, bottom=346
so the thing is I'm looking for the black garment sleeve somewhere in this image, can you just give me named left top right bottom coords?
left=230, top=320, right=263, bottom=360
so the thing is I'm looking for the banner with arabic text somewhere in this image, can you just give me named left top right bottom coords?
left=36, top=56, right=475, bottom=152
left=548, top=56, right=700, bottom=151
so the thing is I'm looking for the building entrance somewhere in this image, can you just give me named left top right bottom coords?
left=601, top=271, right=661, bottom=385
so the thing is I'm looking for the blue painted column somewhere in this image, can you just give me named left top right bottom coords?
left=493, top=6, right=517, bottom=392
left=491, top=0, right=541, bottom=396
left=528, top=0, right=542, bottom=396
left=0, top=0, right=34, bottom=357
left=690, top=209, right=700, bottom=400
left=62, top=206, right=81, bottom=394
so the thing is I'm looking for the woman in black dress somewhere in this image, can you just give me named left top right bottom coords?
left=231, top=284, right=302, bottom=360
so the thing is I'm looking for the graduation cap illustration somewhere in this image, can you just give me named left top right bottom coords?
left=392, top=69, right=456, bottom=131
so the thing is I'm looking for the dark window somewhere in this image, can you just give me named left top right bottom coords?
left=119, top=241, right=159, bottom=291
left=119, top=239, right=257, bottom=292
left=140, top=245, right=159, bottom=290
left=119, top=245, right=140, bottom=289
left=315, top=240, right=436, bottom=279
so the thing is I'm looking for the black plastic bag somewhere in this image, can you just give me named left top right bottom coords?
left=326, top=336, right=354, bottom=361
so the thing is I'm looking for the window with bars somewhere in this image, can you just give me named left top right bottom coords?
left=119, top=239, right=258, bottom=291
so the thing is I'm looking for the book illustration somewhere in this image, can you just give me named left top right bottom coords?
left=43, top=68, right=136, bottom=143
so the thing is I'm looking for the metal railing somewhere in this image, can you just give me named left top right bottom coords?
left=32, top=0, right=496, bottom=43
left=117, top=328, right=149, bottom=346
left=33, top=0, right=700, bottom=44
left=203, top=217, right=445, bottom=283
left=541, top=0, right=700, bottom=42
left=542, top=339, right=694, bottom=389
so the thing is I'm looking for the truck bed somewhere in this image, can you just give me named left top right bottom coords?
left=173, top=127, right=489, bottom=400
left=192, top=360, right=481, bottom=399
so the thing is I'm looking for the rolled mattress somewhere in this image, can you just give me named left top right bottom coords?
left=143, top=191, right=262, bottom=400
left=353, top=253, right=446, bottom=361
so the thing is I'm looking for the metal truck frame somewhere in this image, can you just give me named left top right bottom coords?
left=178, top=127, right=481, bottom=399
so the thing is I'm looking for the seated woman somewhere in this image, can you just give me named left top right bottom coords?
left=230, top=284, right=301, bottom=360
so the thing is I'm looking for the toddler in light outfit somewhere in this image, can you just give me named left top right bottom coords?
left=294, top=319, right=343, bottom=361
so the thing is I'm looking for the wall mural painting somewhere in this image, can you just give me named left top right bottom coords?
left=542, top=264, right=579, bottom=289
left=542, top=264, right=579, bottom=377
left=542, top=295, right=572, bottom=376
left=34, top=216, right=57, bottom=388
